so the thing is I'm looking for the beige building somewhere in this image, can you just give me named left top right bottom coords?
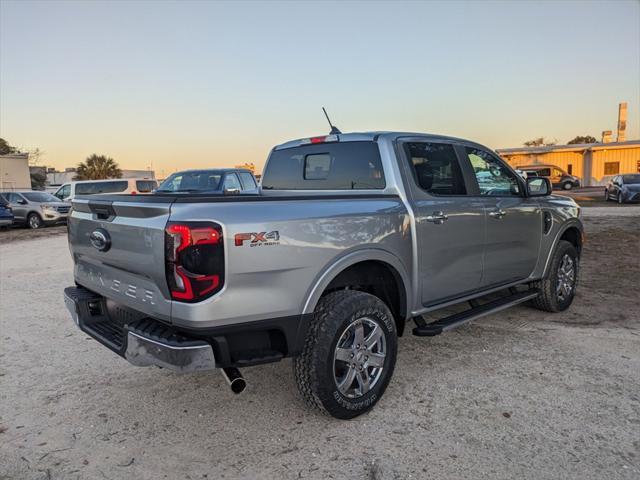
left=498, top=140, right=640, bottom=187
left=0, top=153, right=31, bottom=190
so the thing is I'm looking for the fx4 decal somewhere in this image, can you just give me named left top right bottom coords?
left=234, top=231, right=280, bottom=247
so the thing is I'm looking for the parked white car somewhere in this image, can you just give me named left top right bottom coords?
left=53, top=178, right=158, bottom=202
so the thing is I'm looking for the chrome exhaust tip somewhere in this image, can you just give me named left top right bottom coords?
left=221, top=367, right=246, bottom=394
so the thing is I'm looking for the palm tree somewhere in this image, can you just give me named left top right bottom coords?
left=75, top=154, right=122, bottom=180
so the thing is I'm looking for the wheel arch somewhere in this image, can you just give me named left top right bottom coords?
left=540, top=221, right=583, bottom=278
left=302, top=250, right=411, bottom=335
left=27, top=211, right=42, bottom=221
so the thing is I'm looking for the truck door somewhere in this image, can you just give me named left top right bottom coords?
left=400, top=140, right=486, bottom=305
left=460, top=146, right=541, bottom=287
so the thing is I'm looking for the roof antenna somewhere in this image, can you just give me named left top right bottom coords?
left=322, top=107, right=342, bottom=135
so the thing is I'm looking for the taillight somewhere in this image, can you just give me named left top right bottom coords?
left=165, top=222, right=224, bottom=302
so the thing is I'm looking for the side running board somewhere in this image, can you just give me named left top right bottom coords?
left=412, top=290, right=539, bottom=337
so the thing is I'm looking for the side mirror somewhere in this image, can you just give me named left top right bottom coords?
left=223, top=187, right=241, bottom=195
left=527, top=177, right=551, bottom=197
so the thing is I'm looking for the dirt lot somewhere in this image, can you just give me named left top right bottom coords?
left=0, top=225, right=67, bottom=244
left=1, top=210, right=639, bottom=480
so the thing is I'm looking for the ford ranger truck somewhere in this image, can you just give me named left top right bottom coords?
left=64, top=132, right=583, bottom=419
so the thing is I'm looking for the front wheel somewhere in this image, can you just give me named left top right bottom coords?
left=618, top=192, right=624, bottom=204
left=529, top=240, right=579, bottom=312
left=27, top=213, right=43, bottom=229
left=604, top=189, right=609, bottom=201
left=294, top=290, right=397, bottom=419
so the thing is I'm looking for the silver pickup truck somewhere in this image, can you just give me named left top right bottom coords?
left=64, top=131, right=583, bottom=419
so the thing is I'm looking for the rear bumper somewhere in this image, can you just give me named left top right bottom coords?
left=64, top=285, right=311, bottom=370
left=64, top=286, right=216, bottom=373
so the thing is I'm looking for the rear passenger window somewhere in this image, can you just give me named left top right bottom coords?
left=405, top=142, right=466, bottom=195
left=237, top=172, right=257, bottom=190
left=262, top=141, right=385, bottom=190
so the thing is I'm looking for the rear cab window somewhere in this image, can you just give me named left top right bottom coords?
left=262, top=141, right=385, bottom=190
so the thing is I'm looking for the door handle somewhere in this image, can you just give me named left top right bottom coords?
left=489, top=209, right=507, bottom=219
left=426, top=211, right=448, bottom=224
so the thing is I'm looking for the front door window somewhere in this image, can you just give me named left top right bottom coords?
left=465, top=147, right=521, bottom=196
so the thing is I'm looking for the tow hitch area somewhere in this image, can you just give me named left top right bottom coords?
left=64, top=286, right=248, bottom=392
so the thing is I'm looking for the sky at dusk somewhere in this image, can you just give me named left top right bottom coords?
left=1, top=0, right=638, bottom=177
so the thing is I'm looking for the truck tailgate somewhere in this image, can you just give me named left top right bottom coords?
left=68, top=197, right=174, bottom=321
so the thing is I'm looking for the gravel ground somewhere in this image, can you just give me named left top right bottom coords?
left=1, top=213, right=639, bottom=480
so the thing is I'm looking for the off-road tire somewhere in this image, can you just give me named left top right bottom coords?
left=28, top=213, right=43, bottom=229
left=529, top=240, right=579, bottom=312
left=293, top=290, right=397, bottom=419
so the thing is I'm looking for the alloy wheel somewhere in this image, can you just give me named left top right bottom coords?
left=29, top=215, right=41, bottom=229
left=333, top=317, right=386, bottom=398
left=556, top=254, right=575, bottom=302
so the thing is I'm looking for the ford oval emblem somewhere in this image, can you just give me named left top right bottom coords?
left=90, top=228, right=111, bottom=252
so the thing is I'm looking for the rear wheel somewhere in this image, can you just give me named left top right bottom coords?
left=27, top=213, right=43, bottom=229
left=562, top=182, right=573, bottom=190
left=529, top=240, right=578, bottom=312
left=294, top=290, right=397, bottom=419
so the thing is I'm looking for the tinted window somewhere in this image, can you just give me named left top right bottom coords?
left=622, top=174, right=640, bottom=184
left=157, top=171, right=222, bottom=192
left=136, top=180, right=157, bottom=193
left=238, top=172, right=257, bottom=190
left=537, top=168, right=551, bottom=177
left=76, top=181, right=128, bottom=195
left=262, top=141, right=385, bottom=190
left=465, top=147, right=521, bottom=196
left=22, top=192, right=60, bottom=203
left=222, top=173, right=241, bottom=191
left=405, top=142, right=466, bottom=195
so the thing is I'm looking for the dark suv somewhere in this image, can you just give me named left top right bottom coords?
left=521, top=165, right=580, bottom=190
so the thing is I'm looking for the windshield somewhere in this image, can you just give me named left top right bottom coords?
left=22, top=192, right=61, bottom=203
left=622, top=174, right=640, bottom=184
left=156, top=171, right=223, bottom=192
